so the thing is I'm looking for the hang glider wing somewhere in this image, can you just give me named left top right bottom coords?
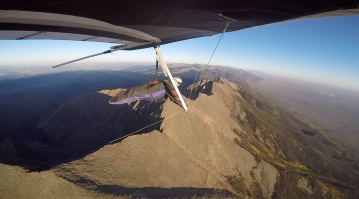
left=1, top=1, right=358, bottom=49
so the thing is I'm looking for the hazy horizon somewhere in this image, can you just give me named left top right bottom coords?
left=2, top=61, right=359, bottom=94
left=1, top=15, right=359, bottom=91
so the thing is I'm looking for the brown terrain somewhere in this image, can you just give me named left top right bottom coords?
left=248, top=71, right=359, bottom=157
left=1, top=64, right=358, bottom=198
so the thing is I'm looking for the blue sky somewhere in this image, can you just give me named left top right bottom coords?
left=1, top=16, right=359, bottom=91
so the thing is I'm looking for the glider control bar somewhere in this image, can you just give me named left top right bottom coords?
left=154, top=46, right=189, bottom=112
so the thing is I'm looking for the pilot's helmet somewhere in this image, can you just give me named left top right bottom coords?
left=173, top=77, right=182, bottom=86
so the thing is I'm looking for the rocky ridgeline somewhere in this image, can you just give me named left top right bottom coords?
left=1, top=77, right=358, bottom=198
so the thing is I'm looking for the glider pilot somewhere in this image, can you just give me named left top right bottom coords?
left=109, top=77, right=183, bottom=107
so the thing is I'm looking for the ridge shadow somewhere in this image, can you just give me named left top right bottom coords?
left=0, top=91, right=165, bottom=171
left=57, top=171, right=237, bottom=198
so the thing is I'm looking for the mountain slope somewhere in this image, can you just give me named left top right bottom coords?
left=2, top=77, right=358, bottom=198
left=0, top=163, right=115, bottom=199
left=37, top=79, right=279, bottom=198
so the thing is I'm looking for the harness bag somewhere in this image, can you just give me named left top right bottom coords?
left=109, top=81, right=166, bottom=104
left=147, top=81, right=167, bottom=102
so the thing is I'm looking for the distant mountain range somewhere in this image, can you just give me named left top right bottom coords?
left=0, top=64, right=358, bottom=198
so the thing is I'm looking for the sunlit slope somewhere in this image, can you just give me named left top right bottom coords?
left=0, top=163, right=114, bottom=199
left=48, top=80, right=277, bottom=198
left=35, top=77, right=358, bottom=198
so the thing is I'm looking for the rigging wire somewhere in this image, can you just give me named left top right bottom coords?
left=201, top=19, right=232, bottom=78
left=186, top=37, right=211, bottom=101
left=200, top=37, right=211, bottom=63
left=189, top=36, right=211, bottom=63
left=109, top=109, right=182, bottom=144
left=189, top=19, right=232, bottom=100
left=110, top=19, right=232, bottom=145
left=188, top=37, right=211, bottom=100
left=110, top=52, right=152, bottom=82
left=109, top=89, right=185, bottom=144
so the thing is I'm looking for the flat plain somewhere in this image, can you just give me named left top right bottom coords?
left=248, top=71, right=359, bottom=155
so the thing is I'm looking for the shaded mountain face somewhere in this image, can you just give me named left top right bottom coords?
left=1, top=74, right=358, bottom=198
left=0, top=70, right=148, bottom=139
left=0, top=70, right=149, bottom=168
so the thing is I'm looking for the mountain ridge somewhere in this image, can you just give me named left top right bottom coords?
left=1, top=75, right=358, bottom=198
left=35, top=78, right=359, bottom=198
left=46, top=78, right=278, bottom=198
